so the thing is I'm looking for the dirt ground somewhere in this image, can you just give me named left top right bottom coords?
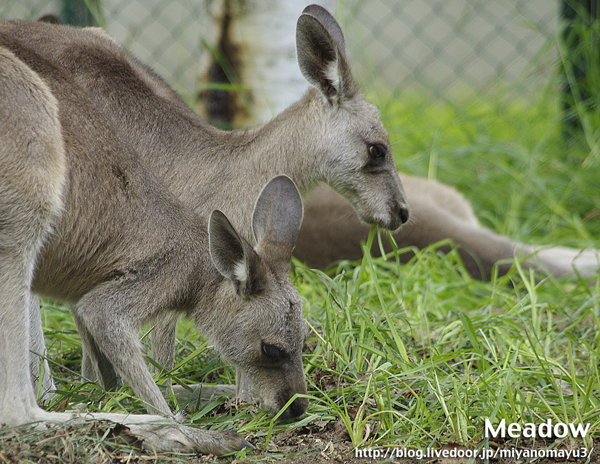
left=246, top=424, right=599, bottom=464
left=0, top=418, right=598, bottom=464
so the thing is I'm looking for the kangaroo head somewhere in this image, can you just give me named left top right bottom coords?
left=296, top=4, right=409, bottom=231
left=207, top=176, right=308, bottom=421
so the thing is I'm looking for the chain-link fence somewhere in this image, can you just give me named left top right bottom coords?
left=341, top=0, right=558, bottom=99
left=3, top=0, right=597, bottom=137
left=4, top=0, right=221, bottom=99
left=3, top=0, right=560, bottom=98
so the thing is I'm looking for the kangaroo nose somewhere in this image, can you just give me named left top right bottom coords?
left=290, top=396, right=309, bottom=417
left=278, top=396, right=309, bottom=422
left=398, top=203, right=409, bottom=225
left=388, top=200, right=410, bottom=230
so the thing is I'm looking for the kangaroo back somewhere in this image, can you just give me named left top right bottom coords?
left=0, top=5, right=409, bottom=241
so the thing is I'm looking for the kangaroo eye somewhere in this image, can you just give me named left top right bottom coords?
left=262, top=343, right=284, bottom=362
left=369, top=144, right=386, bottom=160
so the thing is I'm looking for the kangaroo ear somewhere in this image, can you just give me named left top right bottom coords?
left=209, top=210, right=263, bottom=296
left=252, top=175, right=303, bottom=258
left=296, top=5, right=357, bottom=104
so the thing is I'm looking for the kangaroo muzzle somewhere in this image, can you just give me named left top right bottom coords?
left=236, top=367, right=308, bottom=420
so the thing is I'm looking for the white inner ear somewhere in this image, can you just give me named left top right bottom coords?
left=233, top=260, right=248, bottom=284
left=325, top=59, right=341, bottom=93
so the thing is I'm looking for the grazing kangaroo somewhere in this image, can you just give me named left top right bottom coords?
left=0, top=33, right=307, bottom=454
left=0, top=4, right=409, bottom=400
left=296, top=176, right=600, bottom=279
left=0, top=5, right=408, bottom=238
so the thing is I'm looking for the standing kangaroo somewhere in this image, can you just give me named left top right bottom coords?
left=0, top=5, right=409, bottom=400
left=0, top=32, right=307, bottom=455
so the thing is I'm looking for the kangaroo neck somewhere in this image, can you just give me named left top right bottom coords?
left=129, top=89, right=327, bottom=240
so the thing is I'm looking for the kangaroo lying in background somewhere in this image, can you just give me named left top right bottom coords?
left=296, top=175, right=600, bottom=279
left=0, top=32, right=307, bottom=454
left=1, top=5, right=410, bottom=402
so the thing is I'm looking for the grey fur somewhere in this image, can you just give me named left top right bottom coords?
left=0, top=5, right=409, bottom=403
left=0, top=37, right=306, bottom=454
left=0, top=5, right=408, bottom=239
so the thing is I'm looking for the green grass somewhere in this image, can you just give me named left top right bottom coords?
left=15, top=78, right=598, bottom=462
left=31, top=224, right=600, bottom=462
left=5, top=21, right=600, bottom=464
left=293, top=227, right=600, bottom=446
left=377, top=79, right=600, bottom=246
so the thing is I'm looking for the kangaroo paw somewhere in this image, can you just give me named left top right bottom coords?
left=127, top=422, right=252, bottom=455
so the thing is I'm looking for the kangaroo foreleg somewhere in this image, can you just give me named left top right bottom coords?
left=73, top=292, right=172, bottom=417
left=71, top=308, right=123, bottom=390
